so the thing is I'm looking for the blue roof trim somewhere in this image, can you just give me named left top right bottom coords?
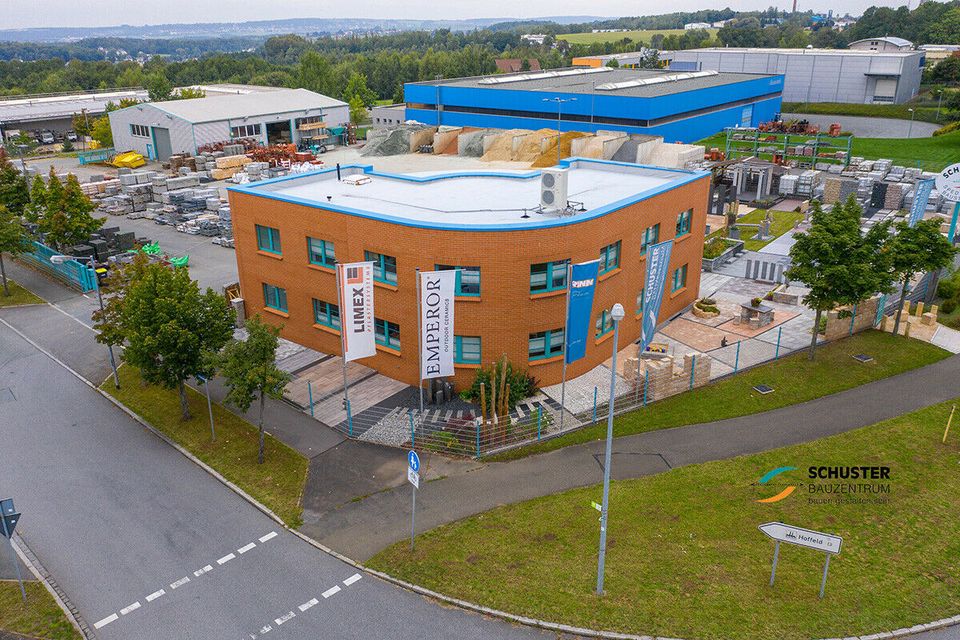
left=227, top=157, right=709, bottom=232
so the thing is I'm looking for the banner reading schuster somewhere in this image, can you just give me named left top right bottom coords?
left=337, top=261, right=376, bottom=362
left=420, top=270, right=455, bottom=379
left=564, top=260, right=600, bottom=365
left=641, top=239, right=674, bottom=353
left=908, top=178, right=935, bottom=227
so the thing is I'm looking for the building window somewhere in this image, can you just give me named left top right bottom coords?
left=672, top=264, right=688, bottom=292
left=295, top=115, right=323, bottom=128
left=642, top=224, right=660, bottom=254
left=374, top=318, right=401, bottom=350
left=636, top=289, right=645, bottom=315
left=455, top=336, right=481, bottom=364
left=255, top=224, right=281, bottom=254
left=436, top=265, right=480, bottom=296
left=307, top=237, right=336, bottom=268
left=130, top=124, right=150, bottom=138
left=529, top=328, right=564, bottom=361
left=676, top=208, right=692, bottom=237
left=231, top=124, right=261, bottom=138
left=530, top=259, right=569, bottom=293
left=599, top=241, right=621, bottom=274
left=262, top=283, right=287, bottom=312
left=312, top=299, right=340, bottom=330
left=365, top=251, right=398, bottom=285
left=596, top=309, right=614, bottom=338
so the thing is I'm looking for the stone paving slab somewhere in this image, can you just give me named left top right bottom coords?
left=660, top=317, right=743, bottom=353
left=718, top=310, right=799, bottom=339
left=706, top=336, right=778, bottom=371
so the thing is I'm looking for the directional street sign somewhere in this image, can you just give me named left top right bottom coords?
left=759, top=522, right=842, bottom=555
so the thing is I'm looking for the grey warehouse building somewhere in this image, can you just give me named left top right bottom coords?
left=109, top=88, right=348, bottom=161
left=0, top=88, right=148, bottom=141
left=663, top=47, right=924, bottom=104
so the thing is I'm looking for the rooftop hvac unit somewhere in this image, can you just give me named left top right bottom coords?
left=540, top=168, right=569, bottom=212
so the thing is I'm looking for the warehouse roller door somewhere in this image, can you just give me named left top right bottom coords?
left=152, top=127, right=173, bottom=160
left=872, top=78, right=898, bottom=102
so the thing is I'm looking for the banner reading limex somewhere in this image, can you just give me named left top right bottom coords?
left=337, top=261, right=376, bottom=362
left=641, top=239, right=674, bottom=352
left=564, top=260, right=600, bottom=365
left=908, top=178, right=935, bottom=227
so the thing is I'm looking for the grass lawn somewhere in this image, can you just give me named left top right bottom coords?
left=0, top=581, right=80, bottom=640
left=0, top=280, right=44, bottom=307
left=102, top=366, right=308, bottom=527
left=558, top=28, right=717, bottom=45
left=781, top=101, right=944, bottom=124
left=370, top=399, right=960, bottom=639
left=736, top=208, right=804, bottom=252
left=492, top=331, right=948, bottom=461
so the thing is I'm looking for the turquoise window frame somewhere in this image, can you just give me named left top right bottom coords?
left=529, top=259, right=569, bottom=294
left=436, top=265, right=481, bottom=297
left=374, top=318, right=401, bottom=350
left=307, top=237, right=336, bottom=268
left=641, top=224, right=660, bottom=254
left=599, top=240, right=621, bottom=274
left=676, top=208, right=692, bottom=237
left=595, top=309, right=614, bottom=338
left=262, top=283, right=287, bottom=312
left=528, top=328, right=564, bottom=361
left=454, top=335, right=481, bottom=364
left=365, top=251, right=398, bottom=285
left=312, top=298, right=340, bottom=330
left=672, top=264, right=688, bottom=292
left=255, top=224, right=282, bottom=254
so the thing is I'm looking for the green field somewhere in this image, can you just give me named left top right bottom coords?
left=491, top=331, right=948, bottom=461
left=782, top=102, right=945, bottom=125
left=0, top=581, right=80, bottom=640
left=0, top=280, right=44, bottom=307
left=736, top=208, right=804, bottom=252
left=559, top=28, right=718, bottom=45
left=370, top=398, right=960, bottom=639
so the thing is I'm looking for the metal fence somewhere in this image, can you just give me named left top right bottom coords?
left=17, top=240, right=97, bottom=292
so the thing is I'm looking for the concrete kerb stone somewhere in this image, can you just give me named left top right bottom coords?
left=5, top=315, right=960, bottom=640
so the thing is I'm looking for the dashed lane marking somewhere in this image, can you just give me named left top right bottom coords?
left=94, top=613, right=118, bottom=629
left=343, top=573, right=362, bottom=586
left=274, top=612, right=295, bottom=626
left=238, top=542, right=256, bottom=554
left=259, top=531, right=278, bottom=543
left=298, top=598, right=318, bottom=612
left=321, top=585, right=340, bottom=598
left=170, top=576, right=190, bottom=589
left=120, top=601, right=141, bottom=615
left=217, top=553, right=236, bottom=565
left=146, top=589, right=165, bottom=602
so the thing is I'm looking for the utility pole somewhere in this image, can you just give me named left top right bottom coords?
left=542, top=97, right=577, bottom=167
left=596, top=303, right=625, bottom=595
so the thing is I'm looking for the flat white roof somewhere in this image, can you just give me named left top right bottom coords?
left=669, top=46, right=922, bottom=58
left=0, top=88, right=148, bottom=124
left=144, top=88, right=347, bottom=124
left=230, top=159, right=706, bottom=231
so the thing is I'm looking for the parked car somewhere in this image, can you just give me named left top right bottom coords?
left=66, top=131, right=78, bottom=142
left=39, top=131, right=55, bottom=145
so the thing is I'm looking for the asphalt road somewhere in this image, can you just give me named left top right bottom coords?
left=0, top=323, right=554, bottom=640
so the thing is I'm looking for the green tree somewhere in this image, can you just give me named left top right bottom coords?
left=173, top=87, right=206, bottom=100
left=72, top=110, right=92, bottom=140
left=788, top=197, right=892, bottom=359
left=90, top=115, right=113, bottom=148
left=146, top=72, right=173, bottom=102
left=24, top=174, right=47, bottom=223
left=298, top=51, right=334, bottom=97
left=886, top=219, right=956, bottom=335
left=0, top=148, right=30, bottom=216
left=219, top=316, right=289, bottom=464
left=93, top=255, right=235, bottom=420
left=344, top=72, right=377, bottom=108
left=0, top=204, right=32, bottom=296
left=39, top=173, right=103, bottom=249
left=348, top=94, right=367, bottom=125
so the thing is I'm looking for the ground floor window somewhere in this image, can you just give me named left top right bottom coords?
left=455, top=336, right=481, bottom=364
left=263, top=283, right=287, bottom=312
left=375, top=318, right=401, bottom=350
left=672, top=264, right=688, bottom=292
left=312, top=299, right=340, bottom=330
left=529, top=328, right=564, bottom=360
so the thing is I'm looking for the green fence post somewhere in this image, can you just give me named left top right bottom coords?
left=346, top=399, right=353, bottom=437
left=307, top=380, right=314, bottom=417
left=689, top=354, right=696, bottom=390
left=849, top=304, right=857, bottom=336
left=775, top=326, right=782, bottom=359
left=592, top=386, right=598, bottom=425
left=537, top=406, right=543, bottom=441
left=734, top=341, right=741, bottom=373
left=475, top=418, right=481, bottom=458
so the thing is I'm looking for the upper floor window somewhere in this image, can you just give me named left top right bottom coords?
left=312, top=299, right=340, bottom=330
left=530, top=259, right=569, bottom=294
left=672, top=264, right=688, bottom=292
left=436, top=265, right=480, bottom=296
left=307, top=237, right=336, bottom=268
left=676, top=208, right=692, bottom=237
left=374, top=318, right=401, bottom=350
left=130, top=124, right=150, bottom=138
left=599, top=241, right=621, bottom=275
left=256, top=225, right=281, bottom=254
left=263, top=283, right=287, bottom=312
left=529, top=328, right=564, bottom=361
left=641, top=224, right=660, bottom=254
left=365, top=251, right=398, bottom=285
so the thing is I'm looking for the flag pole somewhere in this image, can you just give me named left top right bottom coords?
left=335, top=264, right=351, bottom=419
left=416, top=268, right=424, bottom=415
left=559, top=262, right=572, bottom=432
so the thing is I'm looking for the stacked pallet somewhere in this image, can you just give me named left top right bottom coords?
left=211, top=154, right=252, bottom=180
left=822, top=176, right=858, bottom=204
left=884, top=182, right=906, bottom=210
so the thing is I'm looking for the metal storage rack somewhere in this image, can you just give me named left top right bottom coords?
left=724, top=128, right=854, bottom=168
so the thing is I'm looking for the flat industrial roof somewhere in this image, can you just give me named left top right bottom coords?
left=413, top=67, right=776, bottom=98
left=139, top=88, right=347, bottom=124
left=0, top=88, right=148, bottom=125
left=229, top=158, right=707, bottom=231
left=667, top=46, right=922, bottom=58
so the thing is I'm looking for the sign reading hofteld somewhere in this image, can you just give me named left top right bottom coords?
left=419, top=270, right=455, bottom=379
left=337, top=261, right=376, bottom=362
left=936, top=162, right=960, bottom=203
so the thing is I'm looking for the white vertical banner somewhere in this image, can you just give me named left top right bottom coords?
left=337, top=261, right=376, bottom=362
left=419, top=270, right=455, bottom=379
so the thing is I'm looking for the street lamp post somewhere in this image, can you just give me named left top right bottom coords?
left=543, top=97, right=577, bottom=166
left=937, top=89, right=944, bottom=122
left=596, top=302, right=625, bottom=595
left=907, top=108, right=915, bottom=139
left=51, top=254, right=120, bottom=389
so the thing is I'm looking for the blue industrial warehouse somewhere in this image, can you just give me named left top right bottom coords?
left=404, top=67, right=784, bottom=143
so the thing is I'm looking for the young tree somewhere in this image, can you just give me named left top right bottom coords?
left=174, top=87, right=206, bottom=100
left=348, top=95, right=367, bottom=126
left=0, top=148, right=30, bottom=216
left=39, top=174, right=103, bottom=249
left=887, top=219, right=956, bottom=335
left=146, top=73, right=173, bottom=102
left=24, top=175, right=47, bottom=223
left=0, top=205, right=32, bottom=296
left=219, top=316, right=289, bottom=464
left=90, top=116, right=113, bottom=148
left=344, top=72, right=377, bottom=108
left=93, top=257, right=235, bottom=420
left=788, top=197, right=892, bottom=359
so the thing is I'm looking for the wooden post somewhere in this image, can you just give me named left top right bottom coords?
left=944, top=405, right=956, bottom=444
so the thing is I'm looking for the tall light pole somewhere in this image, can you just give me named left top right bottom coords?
left=907, top=107, right=915, bottom=138
left=543, top=97, right=577, bottom=166
left=596, top=302, right=625, bottom=595
left=51, top=254, right=120, bottom=389
left=937, top=89, right=944, bottom=122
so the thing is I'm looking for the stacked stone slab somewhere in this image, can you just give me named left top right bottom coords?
left=822, top=296, right=880, bottom=341
left=623, top=353, right=711, bottom=403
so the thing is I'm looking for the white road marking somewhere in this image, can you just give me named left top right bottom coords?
left=298, top=598, right=319, bottom=612
left=217, top=553, right=236, bottom=565
left=194, top=564, right=214, bottom=577
left=170, top=576, right=190, bottom=589
left=274, top=612, right=295, bottom=625
left=259, top=625, right=272, bottom=634
left=259, top=531, right=278, bottom=543
left=343, top=573, right=362, bottom=586
left=146, top=589, right=166, bottom=602
left=120, top=601, right=141, bottom=615
left=321, top=585, right=341, bottom=598
left=94, top=614, right=118, bottom=629
left=237, top=542, right=256, bottom=554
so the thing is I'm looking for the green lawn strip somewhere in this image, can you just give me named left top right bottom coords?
left=781, top=101, right=943, bottom=124
left=370, top=399, right=960, bottom=640
left=492, top=331, right=948, bottom=461
left=735, top=209, right=804, bottom=252
left=0, top=581, right=80, bottom=640
left=101, top=365, right=307, bottom=527
left=0, top=281, right=45, bottom=307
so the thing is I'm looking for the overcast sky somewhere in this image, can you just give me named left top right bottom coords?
left=4, top=0, right=915, bottom=29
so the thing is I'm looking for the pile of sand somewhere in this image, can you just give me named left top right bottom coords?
left=481, top=129, right=531, bottom=162
left=531, top=131, right=589, bottom=168
left=514, top=129, right=558, bottom=162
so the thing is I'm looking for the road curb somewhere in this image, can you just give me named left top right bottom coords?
left=4, top=317, right=958, bottom=640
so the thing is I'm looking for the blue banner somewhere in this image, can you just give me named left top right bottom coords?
left=908, top=178, right=935, bottom=227
left=641, top=240, right=674, bottom=352
left=564, top=260, right=600, bottom=365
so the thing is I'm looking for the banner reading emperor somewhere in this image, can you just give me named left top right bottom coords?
left=419, top=270, right=455, bottom=379
left=337, top=262, right=376, bottom=362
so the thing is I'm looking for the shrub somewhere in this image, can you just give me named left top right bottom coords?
left=938, top=279, right=957, bottom=300
left=818, top=315, right=827, bottom=335
left=934, top=121, right=960, bottom=137
left=703, top=237, right=728, bottom=260
left=942, top=299, right=957, bottom=314
left=463, top=356, right=538, bottom=414
left=751, top=297, right=763, bottom=307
